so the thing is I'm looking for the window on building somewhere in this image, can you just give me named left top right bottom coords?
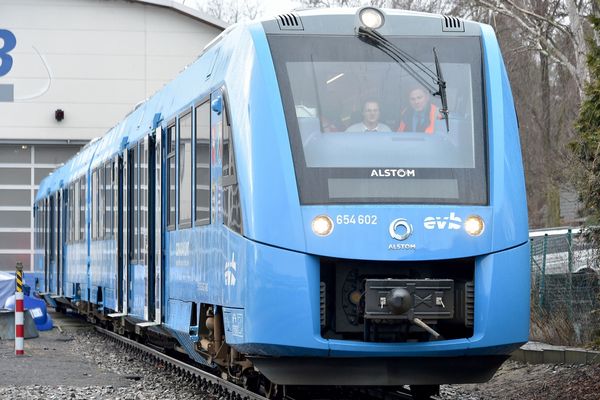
left=195, top=101, right=210, bottom=225
left=167, top=124, right=176, bottom=230
left=179, top=112, right=192, bottom=228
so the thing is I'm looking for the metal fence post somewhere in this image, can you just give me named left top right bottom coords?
left=540, top=234, right=548, bottom=308
left=567, top=229, right=573, bottom=320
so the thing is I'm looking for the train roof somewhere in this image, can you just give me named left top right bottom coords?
left=36, top=138, right=101, bottom=203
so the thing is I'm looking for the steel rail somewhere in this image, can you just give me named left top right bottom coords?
left=95, top=326, right=267, bottom=400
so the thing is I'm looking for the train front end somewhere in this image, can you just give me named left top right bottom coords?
left=228, top=8, right=529, bottom=386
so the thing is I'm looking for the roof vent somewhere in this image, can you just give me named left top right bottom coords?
left=277, top=13, right=304, bottom=31
left=442, top=15, right=464, bottom=32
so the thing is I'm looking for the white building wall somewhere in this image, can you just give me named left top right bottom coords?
left=0, top=0, right=224, bottom=271
left=0, top=0, right=224, bottom=141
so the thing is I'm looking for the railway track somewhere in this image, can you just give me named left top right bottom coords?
left=95, top=326, right=439, bottom=400
left=96, top=326, right=266, bottom=400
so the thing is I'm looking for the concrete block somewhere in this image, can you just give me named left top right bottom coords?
left=543, top=349, right=565, bottom=364
left=564, top=350, right=588, bottom=364
left=0, top=310, right=39, bottom=339
left=510, top=349, right=525, bottom=362
left=524, top=349, right=544, bottom=364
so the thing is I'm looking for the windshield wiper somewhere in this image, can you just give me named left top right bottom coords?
left=357, top=26, right=450, bottom=132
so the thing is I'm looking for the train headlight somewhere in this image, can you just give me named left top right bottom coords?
left=358, top=7, right=385, bottom=29
left=464, top=215, right=485, bottom=236
left=312, top=215, right=334, bottom=237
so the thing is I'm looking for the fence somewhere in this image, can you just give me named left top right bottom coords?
left=529, top=228, right=600, bottom=345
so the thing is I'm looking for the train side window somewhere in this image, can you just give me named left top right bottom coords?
left=179, top=111, right=192, bottom=228
left=113, top=159, right=118, bottom=239
left=49, top=195, right=55, bottom=262
left=166, top=123, right=176, bottom=230
left=221, top=101, right=243, bottom=234
left=69, top=184, right=74, bottom=244
left=74, top=180, right=79, bottom=242
left=132, top=144, right=139, bottom=262
left=92, top=170, right=98, bottom=240
left=195, top=101, right=210, bottom=225
left=80, top=177, right=85, bottom=241
left=105, top=162, right=112, bottom=239
left=140, top=139, right=147, bottom=263
left=99, top=166, right=105, bottom=240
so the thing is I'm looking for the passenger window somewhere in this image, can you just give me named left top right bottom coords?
left=195, top=101, right=210, bottom=225
left=132, top=144, right=139, bottom=262
left=92, top=170, right=98, bottom=240
left=74, top=180, right=80, bottom=242
left=140, top=140, right=148, bottom=262
left=105, top=162, right=112, bottom=238
left=167, top=124, right=176, bottom=230
left=179, top=112, right=192, bottom=227
left=221, top=102, right=243, bottom=234
left=99, top=167, right=105, bottom=240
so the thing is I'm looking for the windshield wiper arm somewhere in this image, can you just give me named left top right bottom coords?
left=433, top=47, right=449, bottom=132
left=357, top=27, right=450, bottom=132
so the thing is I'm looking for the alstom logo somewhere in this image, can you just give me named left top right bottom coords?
left=370, top=169, right=415, bottom=178
left=424, top=212, right=462, bottom=230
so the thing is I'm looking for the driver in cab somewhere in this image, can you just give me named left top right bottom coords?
left=397, top=87, right=441, bottom=134
left=345, top=100, right=391, bottom=132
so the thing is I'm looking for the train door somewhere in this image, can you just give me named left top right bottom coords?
left=48, top=194, right=56, bottom=294
left=115, top=156, right=124, bottom=314
left=126, top=138, right=156, bottom=323
left=122, top=151, right=129, bottom=315
left=108, top=152, right=128, bottom=318
left=43, top=197, right=49, bottom=293
left=153, top=128, right=163, bottom=324
left=56, top=190, right=63, bottom=296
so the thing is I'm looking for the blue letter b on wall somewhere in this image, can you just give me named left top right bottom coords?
left=0, top=29, right=17, bottom=77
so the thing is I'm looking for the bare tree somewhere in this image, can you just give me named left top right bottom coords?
left=189, top=0, right=264, bottom=24
left=470, top=0, right=595, bottom=100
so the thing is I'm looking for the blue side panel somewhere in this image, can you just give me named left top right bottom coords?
left=166, top=298, right=192, bottom=333
left=48, top=261, right=57, bottom=294
left=228, top=241, right=529, bottom=358
left=65, top=243, right=88, bottom=299
left=225, top=239, right=327, bottom=357
left=129, top=263, right=146, bottom=318
left=90, top=239, right=117, bottom=310
left=164, top=226, right=248, bottom=333
left=225, top=26, right=306, bottom=252
left=33, top=252, right=44, bottom=293
left=480, top=25, right=528, bottom=250
left=471, top=241, right=530, bottom=349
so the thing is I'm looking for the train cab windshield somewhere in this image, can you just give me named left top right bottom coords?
left=267, top=34, right=487, bottom=205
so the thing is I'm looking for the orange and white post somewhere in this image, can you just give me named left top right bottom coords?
left=15, top=262, right=24, bottom=356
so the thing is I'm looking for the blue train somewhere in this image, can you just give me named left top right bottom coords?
left=34, top=7, right=529, bottom=398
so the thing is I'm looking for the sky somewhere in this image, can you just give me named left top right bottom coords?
left=178, top=0, right=303, bottom=22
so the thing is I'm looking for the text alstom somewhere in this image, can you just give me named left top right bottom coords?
left=370, top=169, right=416, bottom=177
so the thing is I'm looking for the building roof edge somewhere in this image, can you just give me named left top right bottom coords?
left=131, top=0, right=228, bottom=30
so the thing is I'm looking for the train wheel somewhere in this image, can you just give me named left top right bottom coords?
left=242, top=372, right=260, bottom=393
left=262, top=379, right=283, bottom=400
left=409, top=384, right=439, bottom=400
